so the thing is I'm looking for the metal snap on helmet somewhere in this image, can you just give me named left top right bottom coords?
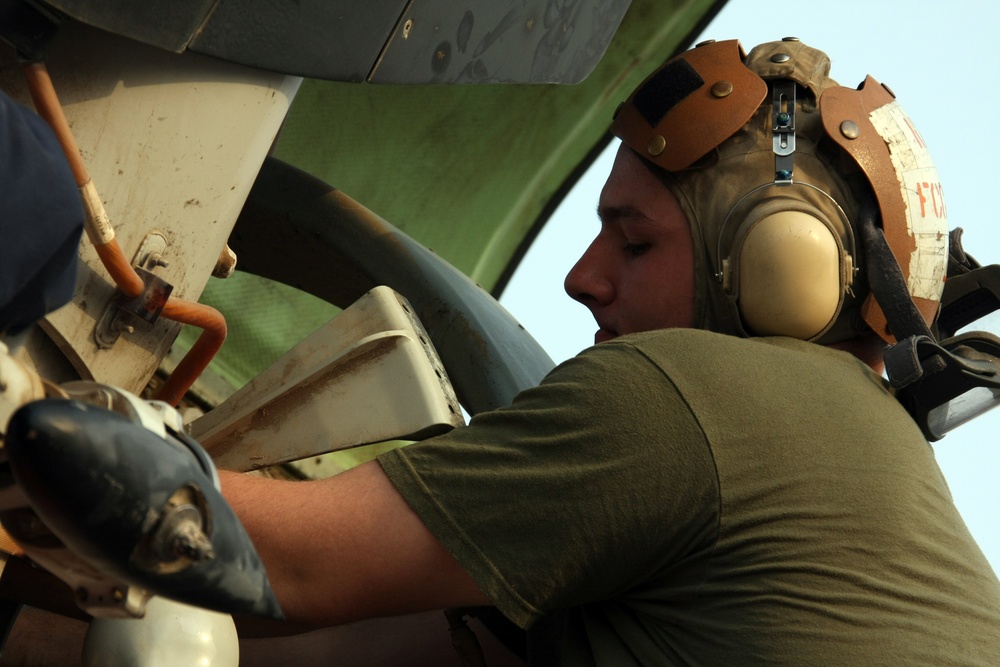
left=610, top=38, right=949, bottom=345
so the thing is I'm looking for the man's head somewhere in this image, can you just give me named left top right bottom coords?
left=568, top=38, right=949, bottom=347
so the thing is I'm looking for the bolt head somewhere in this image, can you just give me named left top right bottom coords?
left=840, top=120, right=861, bottom=140
left=647, top=135, right=666, bottom=156
left=711, top=80, right=734, bottom=98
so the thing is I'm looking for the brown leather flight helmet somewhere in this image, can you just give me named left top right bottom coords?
left=611, top=38, right=949, bottom=346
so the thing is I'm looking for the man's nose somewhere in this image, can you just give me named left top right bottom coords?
left=564, top=241, right=613, bottom=306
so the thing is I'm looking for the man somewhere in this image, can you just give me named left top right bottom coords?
left=223, top=38, right=1000, bottom=665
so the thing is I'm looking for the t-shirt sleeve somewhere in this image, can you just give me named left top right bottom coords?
left=0, top=90, right=84, bottom=334
left=377, top=340, right=719, bottom=628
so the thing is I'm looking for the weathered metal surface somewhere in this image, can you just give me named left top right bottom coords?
left=37, top=0, right=407, bottom=81
left=37, top=0, right=216, bottom=53
left=370, top=0, right=632, bottom=84
left=188, top=0, right=407, bottom=83
left=39, top=0, right=405, bottom=82
left=0, top=21, right=300, bottom=393
left=4, top=399, right=283, bottom=618
left=190, top=287, right=464, bottom=471
left=38, top=0, right=630, bottom=85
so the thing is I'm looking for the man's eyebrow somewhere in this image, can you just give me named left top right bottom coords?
left=597, top=204, right=651, bottom=224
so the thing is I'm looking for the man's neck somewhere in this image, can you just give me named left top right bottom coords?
left=827, top=335, right=886, bottom=375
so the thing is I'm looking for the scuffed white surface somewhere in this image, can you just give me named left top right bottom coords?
left=869, top=101, right=948, bottom=301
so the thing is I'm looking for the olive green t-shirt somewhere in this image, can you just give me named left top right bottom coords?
left=378, top=329, right=1000, bottom=665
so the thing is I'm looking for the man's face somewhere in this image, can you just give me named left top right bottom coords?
left=564, top=145, right=696, bottom=344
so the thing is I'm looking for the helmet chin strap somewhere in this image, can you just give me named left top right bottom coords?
left=856, top=199, right=945, bottom=389
left=857, top=200, right=935, bottom=346
left=860, top=199, right=1000, bottom=441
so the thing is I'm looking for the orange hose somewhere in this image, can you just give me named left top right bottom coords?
left=154, top=300, right=228, bottom=406
left=24, top=60, right=228, bottom=406
left=22, top=61, right=88, bottom=187
left=93, top=239, right=145, bottom=299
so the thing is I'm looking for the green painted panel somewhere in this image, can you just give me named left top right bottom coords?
left=273, top=0, right=721, bottom=289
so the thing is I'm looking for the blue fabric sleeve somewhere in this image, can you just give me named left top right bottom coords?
left=0, top=89, right=83, bottom=334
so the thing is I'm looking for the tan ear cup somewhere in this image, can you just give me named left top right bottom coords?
left=730, top=210, right=850, bottom=340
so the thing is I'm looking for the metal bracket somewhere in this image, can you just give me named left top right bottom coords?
left=772, top=79, right=796, bottom=185
left=94, top=233, right=172, bottom=349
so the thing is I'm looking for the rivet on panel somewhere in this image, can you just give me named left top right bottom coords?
left=840, top=120, right=861, bottom=140
left=770, top=53, right=791, bottom=63
left=695, top=39, right=716, bottom=48
left=881, top=82, right=896, bottom=98
left=711, top=80, right=734, bottom=98
left=402, top=19, right=413, bottom=39
left=647, top=135, right=666, bottom=156
left=782, top=36, right=800, bottom=42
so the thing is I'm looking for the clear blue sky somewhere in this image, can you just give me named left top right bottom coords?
left=502, top=0, right=1000, bottom=571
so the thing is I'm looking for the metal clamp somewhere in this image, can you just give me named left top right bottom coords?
left=772, top=79, right=796, bottom=184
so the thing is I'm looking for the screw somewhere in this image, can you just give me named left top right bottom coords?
left=171, top=519, right=216, bottom=562
left=147, top=253, right=170, bottom=269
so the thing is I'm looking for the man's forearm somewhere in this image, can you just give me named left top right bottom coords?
left=217, top=462, right=491, bottom=627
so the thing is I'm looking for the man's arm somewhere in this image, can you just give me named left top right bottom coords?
left=219, top=460, right=491, bottom=626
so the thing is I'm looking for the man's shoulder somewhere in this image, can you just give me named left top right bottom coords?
left=579, top=329, right=875, bottom=398
left=556, top=330, right=767, bottom=399
left=583, top=328, right=736, bottom=360
left=602, top=328, right=831, bottom=366
left=615, top=327, right=735, bottom=349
